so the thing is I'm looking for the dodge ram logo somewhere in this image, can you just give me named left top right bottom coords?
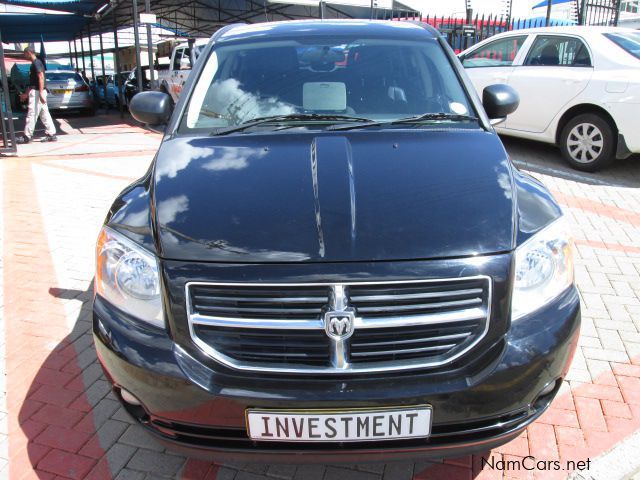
left=324, top=310, right=355, bottom=340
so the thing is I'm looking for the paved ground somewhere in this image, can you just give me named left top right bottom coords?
left=1, top=113, right=640, bottom=480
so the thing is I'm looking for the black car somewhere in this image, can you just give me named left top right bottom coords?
left=94, top=20, right=580, bottom=462
left=123, top=66, right=156, bottom=106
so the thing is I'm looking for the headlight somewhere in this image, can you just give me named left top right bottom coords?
left=511, top=217, right=574, bottom=321
left=95, top=226, right=164, bottom=328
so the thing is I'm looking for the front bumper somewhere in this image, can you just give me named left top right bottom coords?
left=93, top=286, right=580, bottom=462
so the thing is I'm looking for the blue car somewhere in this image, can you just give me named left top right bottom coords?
left=92, top=72, right=131, bottom=107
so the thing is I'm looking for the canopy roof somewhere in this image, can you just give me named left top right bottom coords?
left=1, top=0, right=103, bottom=15
left=0, top=0, right=420, bottom=43
left=0, top=13, right=89, bottom=42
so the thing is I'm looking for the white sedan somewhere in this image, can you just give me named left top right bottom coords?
left=460, top=27, right=640, bottom=171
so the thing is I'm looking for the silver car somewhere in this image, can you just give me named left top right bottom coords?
left=45, top=70, right=95, bottom=114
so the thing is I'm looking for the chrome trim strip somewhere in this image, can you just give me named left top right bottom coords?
left=191, top=314, right=324, bottom=329
left=356, top=297, right=482, bottom=313
left=184, top=275, right=492, bottom=374
left=350, top=343, right=456, bottom=357
left=328, top=285, right=350, bottom=370
left=353, top=307, right=486, bottom=329
left=351, top=332, right=472, bottom=348
left=350, top=288, right=483, bottom=302
left=190, top=307, right=485, bottom=330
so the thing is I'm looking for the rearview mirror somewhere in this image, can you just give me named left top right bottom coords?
left=129, top=91, right=172, bottom=132
left=483, top=84, right=519, bottom=126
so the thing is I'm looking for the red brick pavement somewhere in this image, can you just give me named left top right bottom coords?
left=3, top=157, right=110, bottom=479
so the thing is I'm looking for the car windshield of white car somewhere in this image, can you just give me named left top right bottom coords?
left=605, top=32, right=640, bottom=60
left=46, top=72, right=84, bottom=84
left=180, top=37, right=475, bottom=133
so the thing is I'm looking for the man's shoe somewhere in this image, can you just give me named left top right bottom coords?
left=16, top=135, right=31, bottom=144
left=44, top=135, right=58, bottom=142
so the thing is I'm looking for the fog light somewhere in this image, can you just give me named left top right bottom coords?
left=539, top=380, right=557, bottom=397
left=120, top=388, right=142, bottom=406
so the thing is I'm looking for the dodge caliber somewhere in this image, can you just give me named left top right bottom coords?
left=93, top=20, right=580, bottom=462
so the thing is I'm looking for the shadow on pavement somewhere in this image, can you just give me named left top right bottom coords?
left=502, top=136, right=640, bottom=188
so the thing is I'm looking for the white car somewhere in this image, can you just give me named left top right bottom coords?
left=157, top=39, right=208, bottom=104
left=460, top=27, right=640, bottom=171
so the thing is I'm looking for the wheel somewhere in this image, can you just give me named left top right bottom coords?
left=560, top=113, right=615, bottom=172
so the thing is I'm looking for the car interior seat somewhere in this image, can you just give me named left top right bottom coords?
left=538, top=44, right=560, bottom=66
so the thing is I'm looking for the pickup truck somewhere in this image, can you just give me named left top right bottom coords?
left=157, top=39, right=208, bottom=104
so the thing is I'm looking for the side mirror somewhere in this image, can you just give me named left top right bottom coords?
left=129, top=91, right=172, bottom=132
left=483, top=84, right=519, bottom=126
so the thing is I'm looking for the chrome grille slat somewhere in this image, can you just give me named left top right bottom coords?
left=351, top=332, right=472, bottom=348
left=350, top=343, right=456, bottom=357
left=193, top=295, right=327, bottom=304
left=356, top=297, right=482, bottom=313
left=186, top=276, right=491, bottom=374
left=195, top=305, right=323, bottom=315
left=350, top=288, right=482, bottom=302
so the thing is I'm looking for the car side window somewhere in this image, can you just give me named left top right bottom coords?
left=462, top=36, right=527, bottom=68
left=181, top=48, right=192, bottom=70
left=525, top=36, right=592, bottom=67
left=173, top=48, right=185, bottom=70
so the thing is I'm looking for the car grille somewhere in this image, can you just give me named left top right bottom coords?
left=186, top=277, right=491, bottom=374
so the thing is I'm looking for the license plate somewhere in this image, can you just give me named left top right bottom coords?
left=52, top=89, right=73, bottom=94
left=246, top=406, right=431, bottom=442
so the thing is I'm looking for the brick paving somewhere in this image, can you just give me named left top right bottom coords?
left=1, top=115, right=640, bottom=479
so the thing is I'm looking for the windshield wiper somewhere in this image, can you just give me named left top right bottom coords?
left=328, top=112, right=479, bottom=131
left=212, top=113, right=372, bottom=136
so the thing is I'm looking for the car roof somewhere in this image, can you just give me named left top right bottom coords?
left=492, top=25, right=638, bottom=36
left=218, top=20, right=438, bottom=43
left=176, top=38, right=210, bottom=48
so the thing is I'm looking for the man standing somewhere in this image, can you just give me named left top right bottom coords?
left=16, top=47, right=57, bottom=144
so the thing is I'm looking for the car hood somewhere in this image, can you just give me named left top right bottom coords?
left=152, top=129, right=515, bottom=263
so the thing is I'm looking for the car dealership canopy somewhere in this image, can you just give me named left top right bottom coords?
left=0, top=0, right=421, bottom=43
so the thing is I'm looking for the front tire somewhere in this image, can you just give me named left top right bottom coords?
left=560, top=113, right=615, bottom=172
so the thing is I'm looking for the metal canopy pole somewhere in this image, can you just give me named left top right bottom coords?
left=113, top=14, right=124, bottom=117
left=73, top=38, right=79, bottom=71
left=144, top=0, right=155, bottom=90
left=99, top=22, right=108, bottom=110
left=132, top=0, right=144, bottom=94
left=80, top=34, right=87, bottom=74
left=87, top=24, right=96, bottom=80
left=68, top=41, right=74, bottom=69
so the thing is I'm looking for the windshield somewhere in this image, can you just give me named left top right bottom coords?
left=605, top=31, right=640, bottom=60
left=181, top=37, right=474, bottom=132
left=46, top=72, right=84, bottom=83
